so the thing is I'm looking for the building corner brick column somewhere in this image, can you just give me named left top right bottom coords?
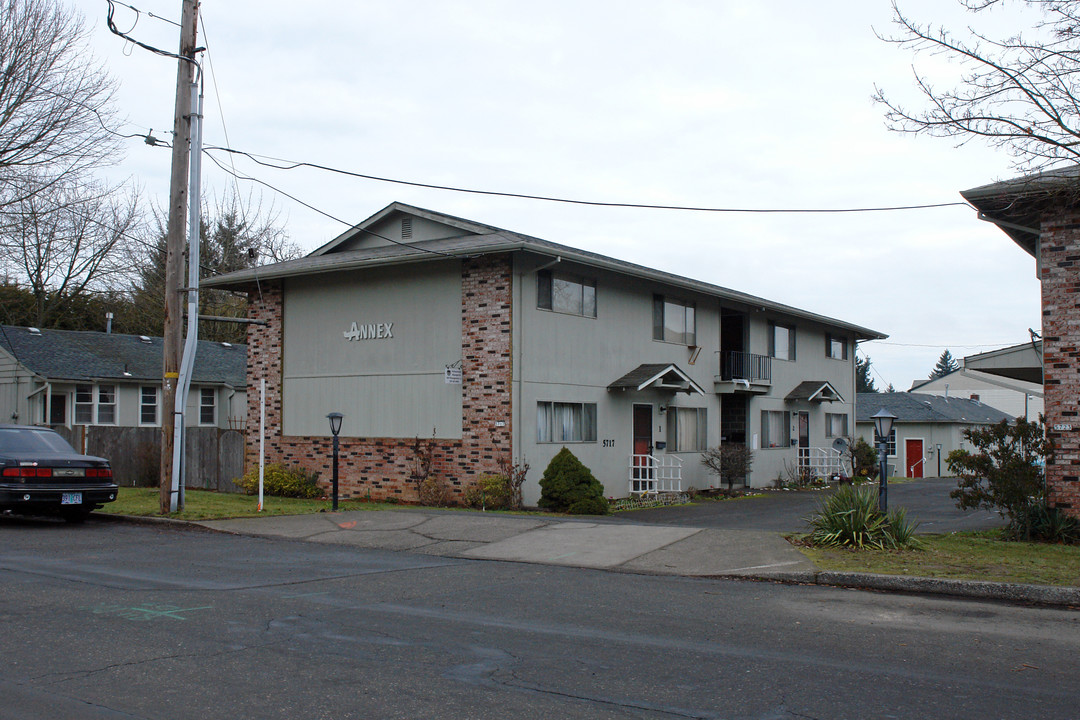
left=244, top=282, right=284, bottom=472
left=460, top=255, right=514, bottom=480
left=1040, top=213, right=1080, bottom=518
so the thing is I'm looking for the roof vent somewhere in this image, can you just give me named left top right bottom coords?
left=139, top=335, right=152, bottom=344
left=401, top=217, right=413, bottom=240
left=221, top=342, right=232, bottom=348
left=28, top=327, right=40, bottom=335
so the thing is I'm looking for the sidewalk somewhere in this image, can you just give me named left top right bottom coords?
left=198, top=507, right=1080, bottom=607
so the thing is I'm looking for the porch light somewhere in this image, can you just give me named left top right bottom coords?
left=870, top=408, right=896, bottom=512
left=327, top=412, right=344, bottom=511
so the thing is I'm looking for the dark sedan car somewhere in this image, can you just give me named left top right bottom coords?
left=0, top=424, right=118, bottom=522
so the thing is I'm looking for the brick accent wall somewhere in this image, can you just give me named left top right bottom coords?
left=1040, top=213, right=1080, bottom=517
left=242, top=256, right=513, bottom=503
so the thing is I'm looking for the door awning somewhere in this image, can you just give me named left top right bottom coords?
left=784, top=380, right=845, bottom=403
left=608, top=363, right=706, bottom=395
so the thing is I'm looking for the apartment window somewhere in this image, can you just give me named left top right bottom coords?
left=653, top=295, right=696, bottom=345
left=200, top=388, right=217, bottom=426
left=874, top=427, right=897, bottom=457
left=826, top=333, right=848, bottom=360
left=667, top=407, right=707, bottom=452
left=761, top=410, right=790, bottom=448
left=825, top=413, right=848, bottom=438
left=74, top=384, right=116, bottom=425
left=537, top=401, right=597, bottom=443
left=537, top=270, right=596, bottom=317
left=140, top=386, right=159, bottom=425
left=770, top=323, right=796, bottom=361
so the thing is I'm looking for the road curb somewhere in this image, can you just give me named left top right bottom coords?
left=810, top=571, right=1080, bottom=608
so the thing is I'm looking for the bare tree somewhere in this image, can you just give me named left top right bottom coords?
left=0, top=0, right=122, bottom=207
left=875, top=1, right=1080, bottom=171
left=0, top=175, right=140, bottom=327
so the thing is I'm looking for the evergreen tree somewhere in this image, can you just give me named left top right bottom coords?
left=930, top=349, right=960, bottom=379
left=855, top=355, right=877, bottom=393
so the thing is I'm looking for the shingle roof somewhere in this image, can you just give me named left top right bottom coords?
left=785, top=380, right=844, bottom=403
left=607, top=364, right=705, bottom=395
left=0, top=326, right=246, bottom=388
left=856, top=392, right=1013, bottom=424
left=203, top=202, right=886, bottom=340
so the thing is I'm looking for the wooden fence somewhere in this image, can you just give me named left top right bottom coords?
left=57, top=425, right=245, bottom=493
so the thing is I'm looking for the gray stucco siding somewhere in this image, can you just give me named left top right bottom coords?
left=281, top=263, right=463, bottom=438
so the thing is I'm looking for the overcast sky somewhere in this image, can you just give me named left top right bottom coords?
left=82, top=0, right=1044, bottom=390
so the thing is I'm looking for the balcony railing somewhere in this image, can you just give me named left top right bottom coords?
left=719, top=351, right=772, bottom=383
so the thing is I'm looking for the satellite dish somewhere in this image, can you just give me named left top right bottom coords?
left=832, top=437, right=849, bottom=453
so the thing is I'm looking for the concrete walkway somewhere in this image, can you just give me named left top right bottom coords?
left=200, top=509, right=815, bottom=577
left=196, top=507, right=1080, bottom=608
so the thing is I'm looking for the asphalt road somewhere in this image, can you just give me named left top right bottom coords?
left=2, top=518, right=1077, bottom=719
left=619, top=477, right=1005, bottom=533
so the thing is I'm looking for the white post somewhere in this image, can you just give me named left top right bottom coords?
left=259, top=378, right=265, bottom=512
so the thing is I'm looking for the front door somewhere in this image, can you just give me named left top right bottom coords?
left=797, top=411, right=810, bottom=479
left=906, top=439, right=924, bottom=478
left=632, top=405, right=654, bottom=491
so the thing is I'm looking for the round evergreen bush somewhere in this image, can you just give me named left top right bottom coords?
left=538, top=447, right=609, bottom=515
left=235, top=463, right=323, bottom=499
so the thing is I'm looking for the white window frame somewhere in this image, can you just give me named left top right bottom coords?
left=199, top=387, right=217, bottom=426
left=873, top=427, right=897, bottom=457
left=537, top=401, right=597, bottom=443
left=140, top=386, right=159, bottom=426
left=761, top=410, right=791, bottom=448
left=74, top=384, right=117, bottom=426
left=537, top=270, right=597, bottom=318
left=667, top=407, right=707, bottom=453
left=653, top=295, right=696, bottom=346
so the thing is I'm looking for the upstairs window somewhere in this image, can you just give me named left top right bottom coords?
left=653, top=295, right=696, bottom=345
left=826, top=333, right=848, bottom=360
left=769, top=323, right=796, bottom=361
left=537, top=270, right=596, bottom=317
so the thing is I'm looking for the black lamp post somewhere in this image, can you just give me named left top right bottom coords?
left=871, top=408, right=897, bottom=512
left=327, top=412, right=343, bottom=511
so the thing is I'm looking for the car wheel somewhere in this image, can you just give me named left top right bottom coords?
left=61, top=507, right=92, bottom=524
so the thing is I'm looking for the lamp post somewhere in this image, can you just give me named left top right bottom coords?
left=871, top=408, right=897, bottom=512
left=327, top=412, right=343, bottom=511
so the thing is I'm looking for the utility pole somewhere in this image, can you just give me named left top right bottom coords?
left=161, top=0, right=199, bottom=514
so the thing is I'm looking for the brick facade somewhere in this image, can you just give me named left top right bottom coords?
left=243, top=255, right=514, bottom=503
left=1040, top=213, right=1080, bottom=517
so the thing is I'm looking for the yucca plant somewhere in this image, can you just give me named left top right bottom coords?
left=805, top=486, right=920, bottom=550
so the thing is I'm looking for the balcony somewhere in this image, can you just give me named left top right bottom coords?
left=714, top=351, right=772, bottom=394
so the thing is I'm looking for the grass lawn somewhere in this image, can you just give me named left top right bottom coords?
left=798, top=531, right=1080, bottom=587
left=98, top=487, right=401, bottom=521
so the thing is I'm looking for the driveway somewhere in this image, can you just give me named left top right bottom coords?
left=615, top=477, right=1004, bottom=533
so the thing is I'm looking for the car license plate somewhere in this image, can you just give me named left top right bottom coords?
left=61, top=492, right=82, bottom=505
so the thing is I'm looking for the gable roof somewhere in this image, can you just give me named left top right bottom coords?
left=0, top=326, right=247, bottom=388
left=785, top=380, right=845, bottom=403
left=607, top=364, right=706, bottom=395
left=909, top=367, right=1043, bottom=396
left=856, top=392, right=1013, bottom=424
left=203, top=202, right=886, bottom=340
left=960, top=165, right=1080, bottom=257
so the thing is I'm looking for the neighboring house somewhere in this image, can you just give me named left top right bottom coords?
left=204, top=202, right=885, bottom=505
left=962, top=166, right=1080, bottom=516
left=909, top=368, right=1043, bottom=421
left=964, top=341, right=1043, bottom=386
left=0, top=325, right=247, bottom=431
left=857, top=392, right=1014, bottom=479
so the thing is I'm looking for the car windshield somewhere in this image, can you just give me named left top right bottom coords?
left=0, top=428, right=78, bottom=455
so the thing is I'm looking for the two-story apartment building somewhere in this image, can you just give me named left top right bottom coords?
left=204, top=203, right=885, bottom=505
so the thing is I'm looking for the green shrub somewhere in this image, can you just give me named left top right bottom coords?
left=850, top=438, right=879, bottom=480
left=538, top=447, right=609, bottom=515
left=805, top=485, right=920, bottom=550
left=464, top=474, right=513, bottom=510
left=235, top=463, right=323, bottom=499
left=1009, top=504, right=1080, bottom=544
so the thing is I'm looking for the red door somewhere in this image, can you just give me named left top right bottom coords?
left=632, top=405, right=653, bottom=489
left=905, top=439, right=924, bottom=478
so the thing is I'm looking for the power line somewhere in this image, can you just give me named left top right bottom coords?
left=203, top=145, right=971, bottom=215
